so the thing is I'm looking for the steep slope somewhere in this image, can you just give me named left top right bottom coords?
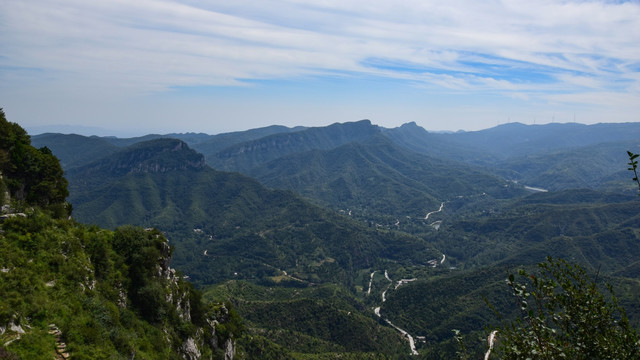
left=1, top=216, right=239, bottom=359
left=31, top=125, right=304, bottom=170
left=208, top=119, right=380, bottom=172
left=383, top=121, right=493, bottom=164
left=187, top=124, right=305, bottom=159
left=27, top=117, right=640, bottom=358
left=67, top=138, right=206, bottom=178
left=249, top=134, right=524, bottom=225
left=58, top=134, right=449, bottom=358
left=64, top=139, right=442, bottom=286
left=1, top=111, right=239, bottom=359
left=0, top=111, right=68, bottom=212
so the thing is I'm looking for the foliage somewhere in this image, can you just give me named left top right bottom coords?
left=495, top=257, right=640, bottom=359
left=627, top=150, right=640, bottom=194
left=205, top=280, right=408, bottom=358
left=0, top=108, right=69, bottom=212
left=0, top=116, right=239, bottom=359
left=0, top=211, right=238, bottom=358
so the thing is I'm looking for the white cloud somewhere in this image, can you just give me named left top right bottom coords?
left=1, top=0, right=639, bottom=131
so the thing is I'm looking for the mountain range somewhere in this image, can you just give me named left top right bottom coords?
left=30, top=119, right=640, bottom=358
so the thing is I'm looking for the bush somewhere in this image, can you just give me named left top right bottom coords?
left=494, top=257, right=640, bottom=359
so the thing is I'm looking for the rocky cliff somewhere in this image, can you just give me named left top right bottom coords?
left=68, top=138, right=206, bottom=178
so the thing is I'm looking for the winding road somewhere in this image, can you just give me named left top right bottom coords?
left=372, top=270, right=419, bottom=355
left=367, top=271, right=377, bottom=295
left=394, top=278, right=417, bottom=290
left=425, top=202, right=445, bottom=220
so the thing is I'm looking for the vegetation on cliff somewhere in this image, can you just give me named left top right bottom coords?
left=0, top=110, right=240, bottom=359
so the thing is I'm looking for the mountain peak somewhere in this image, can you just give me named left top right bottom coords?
left=73, top=138, right=206, bottom=176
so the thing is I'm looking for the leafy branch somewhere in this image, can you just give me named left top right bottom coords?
left=494, top=257, right=640, bottom=359
left=627, top=151, right=640, bottom=194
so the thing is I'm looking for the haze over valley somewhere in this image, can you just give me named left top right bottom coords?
left=9, top=118, right=637, bottom=358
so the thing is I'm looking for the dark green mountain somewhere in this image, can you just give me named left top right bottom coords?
left=208, top=119, right=380, bottom=172
left=67, top=138, right=206, bottom=178
left=249, top=134, right=524, bottom=225
left=100, top=125, right=303, bottom=152
left=382, top=121, right=494, bottom=164
left=34, top=120, right=640, bottom=193
left=31, top=125, right=304, bottom=170
left=57, top=136, right=454, bottom=358
left=373, top=189, right=640, bottom=358
left=64, top=138, right=442, bottom=287
left=423, top=190, right=640, bottom=274
left=205, top=281, right=409, bottom=359
left=187, top=124, right=305, bottom=160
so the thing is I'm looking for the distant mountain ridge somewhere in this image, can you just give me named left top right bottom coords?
left=33, top=120, right=640, bottom=192
left=249, top=133, right=523, bottom=221
left=30, top=133, right=120, bottom=170
left=67, top=138, right=206, bottom=177
left=208, top=119, right=380, bottom=172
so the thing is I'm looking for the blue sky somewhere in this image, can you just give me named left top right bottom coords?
left=1, top=0, right=639, bottom=136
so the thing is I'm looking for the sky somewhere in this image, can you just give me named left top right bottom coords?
left=1, top=0, right=639, bottom=136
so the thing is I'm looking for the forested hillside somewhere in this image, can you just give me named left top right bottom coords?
left=28, top=118, right=640, bottom=358
left=61, top=138, right=442, bottom=288
left=247, top=134, right=524, bottom=224
left=0, top=109, right=241, bottom=359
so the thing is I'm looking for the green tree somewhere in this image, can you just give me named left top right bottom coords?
left=494, top=257, right=640, bottom=359
left=0, top=108, right=69, bottom=212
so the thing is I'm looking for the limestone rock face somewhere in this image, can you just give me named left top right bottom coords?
left=155, top=236, right=236, bottom=360
left=224, top=338, right=236, bottom=360
left=180, top=337, right=201, bottom=360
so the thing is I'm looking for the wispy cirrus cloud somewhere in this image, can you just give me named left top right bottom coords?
left=1, top=0, right=638, bottom=132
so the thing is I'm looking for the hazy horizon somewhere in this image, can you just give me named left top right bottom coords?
left=24, top=118, right=638, bottom=139
left=2, top=1, right=639, bottom=135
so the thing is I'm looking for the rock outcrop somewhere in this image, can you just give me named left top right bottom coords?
left=155, top=235, right=237, bottom=360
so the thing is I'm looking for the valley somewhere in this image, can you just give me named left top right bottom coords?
left=13, top=119, right=640, bottom=358
left=3, top=0, right=639, bottom=357
left=372, top=270, right=418, bottom=356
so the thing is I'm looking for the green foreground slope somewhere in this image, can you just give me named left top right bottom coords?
left=0, top=109, right=239, bottom=359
